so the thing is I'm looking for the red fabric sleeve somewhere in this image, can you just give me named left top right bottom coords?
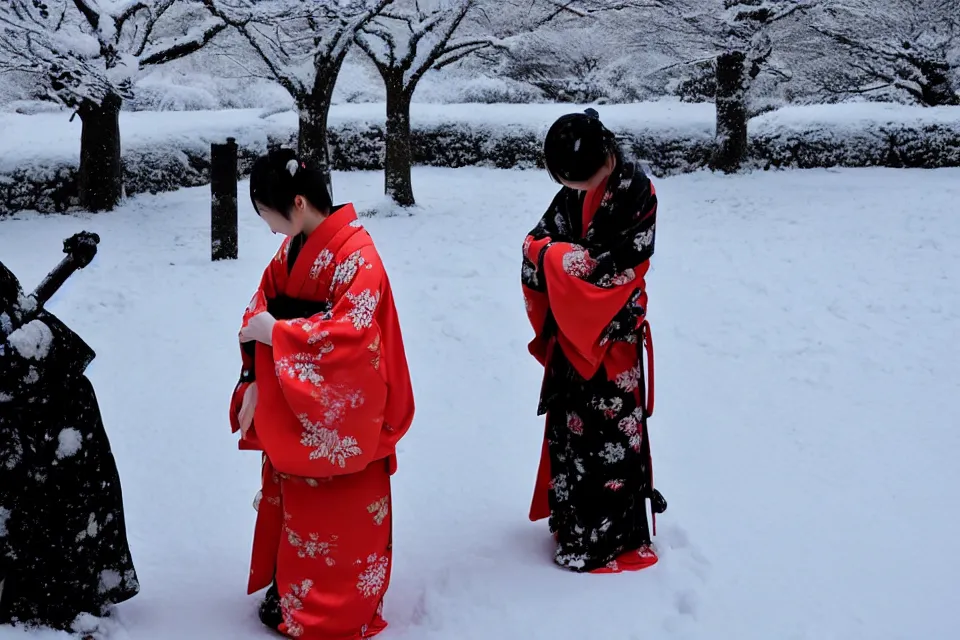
left=268, top=246, right=389, bottom=477
left=521, top=235, right=555, bottom=364
left=541, top=242, right=640, bottom=379
left=229, top=258, right=279, bottom=447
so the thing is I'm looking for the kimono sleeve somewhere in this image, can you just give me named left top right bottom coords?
left=229, top=261, right=278, bottom=446
left=268, top=245, right=389, bottom=477
left=542, top=246, right=655, bottom=377
left=0, top=312, right=95, bottom=401
left=540, top=243, right=640, bottom=377
left=521, top=191, right=570, bottom=365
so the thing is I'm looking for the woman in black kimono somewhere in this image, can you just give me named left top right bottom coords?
left=0, top=261, right=139, bottom=631
left=521, top=109, right=667, bottom=573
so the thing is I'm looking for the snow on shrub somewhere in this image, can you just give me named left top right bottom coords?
left=1, top=101, right=958, bottom=215
left=751, top=103, right=960, bottom=169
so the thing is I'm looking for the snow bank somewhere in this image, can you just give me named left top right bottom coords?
left=1, top=101, right=958, bottom=214
left=751, top=103, right=960, bottom=170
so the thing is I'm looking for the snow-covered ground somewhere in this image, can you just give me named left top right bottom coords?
left=1, top=166, right=959, bottom=639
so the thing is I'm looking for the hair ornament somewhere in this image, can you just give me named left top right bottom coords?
left=286, top=159, right=298, bottom=177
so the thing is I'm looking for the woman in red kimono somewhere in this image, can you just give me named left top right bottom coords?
left=521, top=109, right=667, bottom=574
left=228, top=148, right=415, bottom=639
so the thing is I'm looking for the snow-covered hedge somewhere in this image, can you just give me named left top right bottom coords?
left=750, top=104, right=960, bottom=169
left=1, top=102, right=959, bottom=215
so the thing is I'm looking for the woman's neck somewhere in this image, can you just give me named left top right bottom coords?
left=300, top=213, right=328, bottom=236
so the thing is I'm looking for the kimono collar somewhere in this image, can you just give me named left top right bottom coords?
left=307, top=203, right=359, bottom=250
left=285, top=203, right=362, bottom=298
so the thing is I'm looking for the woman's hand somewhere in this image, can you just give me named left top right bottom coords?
left=238, top=383, right=258, bottom=437
left=240, top=312, right=277, bottom=345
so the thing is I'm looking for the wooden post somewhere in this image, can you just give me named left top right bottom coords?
left=211, top=137, right=238, bottom=261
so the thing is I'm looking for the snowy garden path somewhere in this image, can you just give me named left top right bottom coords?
left=1, top=167, right=958, bottom=639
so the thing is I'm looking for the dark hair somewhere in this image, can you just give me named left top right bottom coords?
left=249, top=147, right=332, bottom=218
left=543, top=108, right=620, bottom=184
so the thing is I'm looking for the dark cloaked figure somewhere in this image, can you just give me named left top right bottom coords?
left=0, top=256, right=139, bottom=632
left=522, top=109, right=667, bottom=573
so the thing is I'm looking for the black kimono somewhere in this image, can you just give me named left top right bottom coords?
left=0, top=262, right=139, bottom=631
left=521, top=158, right=666, bottom=573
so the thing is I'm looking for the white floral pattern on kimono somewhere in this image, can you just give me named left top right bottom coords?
left=297, top=413, right=364, bottom=467
left=281, top=579, right=313, bottom=637
left=276, top=353, right=324, bottom=386
left=330, top=251, right=366, bottom=294
left=561, top=247, right=598, bottom=278
left=309, top=249, right=335, bottom=280
left=286, top=525, right=339, bottom=566
left=345, top=290, right=380, bottom=331
left=366, top=496, right=389, bottom=526
left=356, top=554, right=390, bottom=599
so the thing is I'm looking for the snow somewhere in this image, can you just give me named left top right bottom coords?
left=7, top=320, right=54, bottom=360
left=0, top=102, right=715, bottom=174
left=1, top=166, right=959, bottom=639
left=56, top=428, right=84, bottom=459
left=752, top=102, right=960, bottom=131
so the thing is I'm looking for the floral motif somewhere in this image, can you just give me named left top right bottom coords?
left=614, top=364, right=642, bottom=393
left=566, top=412, right=584, bottom=435
left=550, top=473, right=570, bottom=502
left=593, top=396, right=623, bottom=420
left=617, top=408, right=644, bottom=452
left=561, top=247, right=598, bottom=278
left=274, top=239, right=291, bottom=264
left=287, top=318, right=335, bottom=348
left=286, top=525, right=338, bottom=566
left=368, top=334, right=381, bottom=370
left=356, top=553, right=390, bottom=599
left=280, top=579, right=313, bottom=637
left=609, top=269, right=637, bottom=287
left=276, top=353, right=324, bottom=386
left=296, top=386, right=367, bottom=464
left=345, top=289, right=380, bottom=331
left=298, top=414, right=363, bottom=467
left=601, top=442, right=626, bottom=464
left=634, top=226, right=655, bottom=252
left=330, top=251, right=366, bottom=294
left=367, top=496, right=389, bottom=526
left=309, top=249, right=335, bottom=280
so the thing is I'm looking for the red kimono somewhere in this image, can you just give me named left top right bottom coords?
left=229, top=204, right=414, bottom=639
left=520, top=159, right=666, bottom=573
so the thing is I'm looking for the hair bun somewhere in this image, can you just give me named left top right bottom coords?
left=584, top=108, right=600, bottom=119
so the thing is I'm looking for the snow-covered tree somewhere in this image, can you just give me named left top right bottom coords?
left=202, top=0, right=391, bottom=197
left=811, top=0, right=959, bottom=107
left=0, top=1, right=226, bottom=211
left=644, top=0, right=818, bottom=172
left=354, top=0, right=493, bottom=207
left=491, top=0, right=668, bottom=103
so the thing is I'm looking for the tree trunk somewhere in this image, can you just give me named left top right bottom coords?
left=914, top=59, right=960, bottom=107
left=298, top=102, right=333, bottom=200
left=77, top=93, right=123, bottom=212
left=384, top=78, right=415, bottom=207
left=710, top=51, right=749, bottom=174
left=298, top=55, right=348, bottom=202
